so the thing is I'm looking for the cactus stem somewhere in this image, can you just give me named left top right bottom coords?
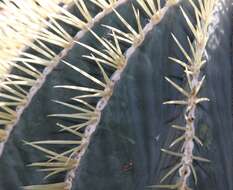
left=0, top=0, right=129, bottom=161
left=63, top=1, right=182, bottom=189
left=23, top=0, right=181, bottom=188
left=159, top=0, right=218, bottom=189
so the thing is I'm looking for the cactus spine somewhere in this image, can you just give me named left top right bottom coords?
left=0, top=0, right=229, bottom=190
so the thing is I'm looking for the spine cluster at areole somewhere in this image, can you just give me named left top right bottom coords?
left=155, top=0, right=218, bottom=189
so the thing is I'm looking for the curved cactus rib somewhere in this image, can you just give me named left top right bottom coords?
left=0, top=0, right=77, bottom=147
left=24, top=0, right=182, bottom=189
left=0, top=0, right=73, bottom=77
left=24, top=32, right=118, bottom=189
left=154, top=0, right=218, bottom=189
left=0, top=0, right=129, bottom=158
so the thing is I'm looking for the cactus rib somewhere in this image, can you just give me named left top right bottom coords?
left=23, top=0, right=182, bottom=189
left=155, top=0, right=218, bottom=189
left=0, top=0, right=129, bottom=159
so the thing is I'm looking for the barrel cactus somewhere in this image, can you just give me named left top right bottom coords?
left=0, top=0, right=232, bottom=190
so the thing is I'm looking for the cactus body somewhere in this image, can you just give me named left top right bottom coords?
left=0, top=0, right=232, bottom=190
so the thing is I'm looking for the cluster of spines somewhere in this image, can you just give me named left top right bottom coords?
left=149, top=0, right=217, bottom=189
left=0, top=0, right=73, bottom=77
left=0, top=0, right=68, bottom=144
left=23, top=0, right=183, bottom=189
left=0, top=0, right=129, bottom=156
left=24, top=28, right=126, bottom=189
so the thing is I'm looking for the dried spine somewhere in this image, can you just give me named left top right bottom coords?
left=0, top=0, right=128, bottom=158
left=155, top=0, right=218, bottom=189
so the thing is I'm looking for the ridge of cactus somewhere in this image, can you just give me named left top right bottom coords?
left=147, top=0, right=219, bottom=189
left=23, top=0, right=183, bottom=189
left=0, top=0, right=231, bottom=189
left=0, top=0, right=73, bottom=78
left=0, top=0, right=128, bottom=158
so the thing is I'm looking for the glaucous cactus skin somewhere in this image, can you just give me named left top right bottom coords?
left=0, top=0, right=232, bottom=190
